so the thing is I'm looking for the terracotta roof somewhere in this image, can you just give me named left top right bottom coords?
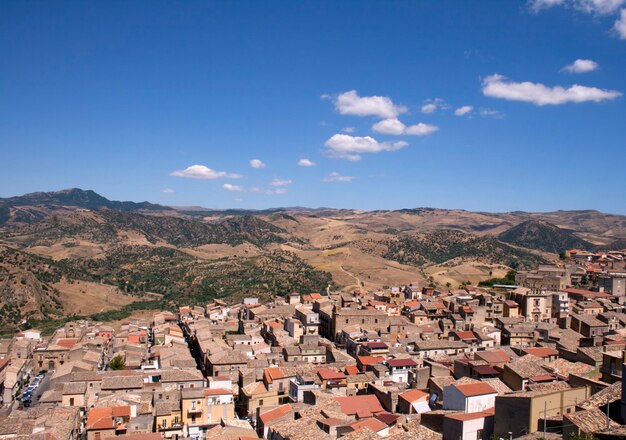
left=529, top=374, right=555, bottom=382
left=386, top=358, right=418, bottom=368
left=204, top=388, right=232, bottom=396
left=56, top=338, right=78, bottom=348
left=564, top=288, right=613, bottom=299
left=347, top=417, right=387, bottom=433
left=454, top=382, right=497, bottom=397
left=317, top=368, right=346, bottom=381
left=475, top=350, right=510, bottom=364
left=260, top=404, right=292, bottom=425
left=564, top=408, right=621, bottom=433
left=399, top=389, right=429, bottom=402
left=344, top=365, right=360, bottom=376
left=446, top=408, right=495, bottom=422
left=472, top=366, right=499, bottom=376
left=335, top=395, right=384, bottom=417
left=365, top=342, right=388, bottom=349
left=522, top=347, right=558, bottom=358
left=264, top=367, right=286, bottom=384
left=356, top=356, right=385, bottom=366
left=87, top=406, right=131, bottom=430
left=374, top=412, right=400, bottom=426
left=454, top=331, right=476, bottom=340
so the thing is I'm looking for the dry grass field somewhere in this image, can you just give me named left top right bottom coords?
left=52, top=279, right=142, bottom=315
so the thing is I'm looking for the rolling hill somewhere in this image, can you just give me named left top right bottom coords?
left=498, top=220, right=594, bottom=254
left=1, top=188, right=625, bottom=331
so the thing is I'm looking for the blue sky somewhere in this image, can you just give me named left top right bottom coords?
left=1, top=0, right=625, bottom=213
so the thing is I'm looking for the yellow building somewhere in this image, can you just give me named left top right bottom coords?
left=494, top=386, right=590, bottom=437
left=181, top=387, right=235, bottom=438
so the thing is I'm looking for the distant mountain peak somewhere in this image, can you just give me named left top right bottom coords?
left=0, top=188, right=171, bottom=224
left=498, top=219, right=594, bottom=253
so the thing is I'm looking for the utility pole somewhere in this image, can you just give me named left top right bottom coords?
left=607, top=392, right=611, bottom=430
left=543, top=402, right=548, bottom=439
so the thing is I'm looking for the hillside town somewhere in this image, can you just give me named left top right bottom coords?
left=1, top=249, right=625, bottom=440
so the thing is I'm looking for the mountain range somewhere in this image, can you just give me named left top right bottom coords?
left=1, top=188, right=624, bottom=332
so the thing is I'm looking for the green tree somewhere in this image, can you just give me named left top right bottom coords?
left=109, top=355, right=125, bottom=370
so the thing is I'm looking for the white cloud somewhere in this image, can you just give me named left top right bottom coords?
left=577, top=0, right=625, bottom=14
left=342, top=126, right=356, bottom=133
left=323, top=172, right=355, bottom=183
left=563, top=59, right=599, bottom=73
left=333, top=90, right=407, bottom=118
left=372, top=118, right=439, bottom=136
left=162, top=188, right=174, bottom=193
left=223, top=184, right=243, bottom=192
left=249, top=159, right=266, bottom=169
left=371, top=118, right=405, bottom=135
left=271, top=178, right=292, bottom=187
left=454, top=105, right=474, bottom=116
left=482, top=74, right=621, bottom=105
left=421, top=103, right=437, bottom=114
left=251, top=186, right=287, bottom=195
left=170, top=165, right=242, bottom=180
left=529, top=0, right=566, bottom=11
left=479, top=108, right=505, bottom=119
left=297, top=158, right=316, bottom=167
left=530, top=0, right=625, bottom=14
left=324, top=134, right=408, bottom=161
left=421, top=98, right=449, bottom=114
left=615, top=8, right=626, bottom=37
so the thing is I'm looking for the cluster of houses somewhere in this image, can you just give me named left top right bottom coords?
left=0, top=252, right=625, bottom=440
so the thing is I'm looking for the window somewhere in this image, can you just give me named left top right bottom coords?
left=69, top=398, right=74, bottom=406
left=259, top=399, right=264, bottom=405
left=162, top=419, right=167, bottom=428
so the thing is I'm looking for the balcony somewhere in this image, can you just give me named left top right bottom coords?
left=187, top=407, right=203, bottom=415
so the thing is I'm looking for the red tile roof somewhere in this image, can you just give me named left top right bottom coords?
left=357, top=355, right=385, bottom=366
left=530, top=374, right=555, bottom=382
left=344, top=365, right=360, bottom=376
left=348, top=418, right=387, bottom=433
left=87, top=406, right=131, bottom=430
left=317, top=368, right=346, bottom=381
left=454, top=331, right=476, bottom=340
left=264, top=367, right=286, bottom=384
left=366, top=342, right=388, bottom=349
left=399, top=389, right=429, bottom=402
left=259, top=404, right=292, bottom=424
left=564, top=288, right=613, bottom=299
left=56, top=338, right=77, bottom=348
left=204, top=388, right=232, bottom=396
left=335, top=395, right=384, bottom=417
left=455, top=382, right=497, bottom=397
left=523, top=347, right=558, bottom=358
left=472, top=366, right=500, bottom=376
left=475, top=350, right=510, bottom=364
left=375, top=412, right=400, bottom=426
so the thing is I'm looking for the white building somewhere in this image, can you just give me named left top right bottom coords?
left=443, top=382, right=498, bottom=413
